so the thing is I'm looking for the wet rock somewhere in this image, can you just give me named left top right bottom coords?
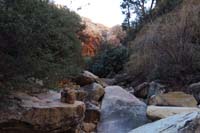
left=147, top=106, right=200, bottom=120
left=0, top=91, right=85, bottom=133
left=148, top=91, right=197, bottom=107
left=97, top=86, right=148, bottom=133
left=61, top=88, right=76, bottom=104
left=129, top=112, right=200, bottom=133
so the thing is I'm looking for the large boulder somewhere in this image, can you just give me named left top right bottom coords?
left=129, top=112, right=200, bottom=133
left=73, top=71, right=96, bottom=86
left=147, top=106, right=200, bottom=120
left=97, top=86, right=148, bottom=133
left=0, top=91, right=85, bottom=133
left=148, top=91, right=197, bottom=107
left=73, top=71, right=107, bottom=87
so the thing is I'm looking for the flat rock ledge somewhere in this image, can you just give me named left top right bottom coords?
left=0, top=91, right=85, bottom=133
left=147, top=105, right=200, bottom=120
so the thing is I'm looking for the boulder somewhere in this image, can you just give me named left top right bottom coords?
left=91, top=83, right=105, bottom=102
left=73, top=71, right=95, bottom=86
left=188, top=82, right=200, bottom=104
left=0, top=91, right=85, bottom=133
left=148, top=91, right=197, bottom=107
left=97, top=86, right=148, bottom=133
left=73, top=71, right=107, bottom=87
left=82, top=83, right=105, bottom=102
left=147, top=106, right=200, bottom=120
left=134, top=82, right=149, bottom=98
left=129, top=112, right=200, bottom=133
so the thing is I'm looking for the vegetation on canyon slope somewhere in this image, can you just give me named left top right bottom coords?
left=0, top=0, right=83, bottom=91
left=124, top=0, right=200, bottom=85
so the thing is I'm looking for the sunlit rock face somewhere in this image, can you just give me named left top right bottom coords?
left=78, top=18, right=126, bottom=57
left=78, top=17, right=109, bottom=57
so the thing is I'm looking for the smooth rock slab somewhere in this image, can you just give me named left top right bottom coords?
left=148, top=91, right=197, bottom=107
left=147, top=106, right=200, bottom=120
left=129, top=112, right=200, bottom=133
left=97, top=86, right=148, bottom=133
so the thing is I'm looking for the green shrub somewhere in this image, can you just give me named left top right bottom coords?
left=0, top=0, right=83, bottom=89
left=88, top=46, right=129, bottom=77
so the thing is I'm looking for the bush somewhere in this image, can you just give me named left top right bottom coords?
left=88, top=45, right=129, bottom=77
left=126, top=0, right=200, bottom=85
left=0, top=0, right=83, bottom=89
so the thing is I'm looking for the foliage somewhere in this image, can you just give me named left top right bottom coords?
left=121, top=0, right=183, bottom=42
left=126, top=0, right=200, bottom=85
left=88, top=45, right=129, bottom=77
left=0, top=0, right=83, bottom=89
left=154, top=0, right=183, bottom=16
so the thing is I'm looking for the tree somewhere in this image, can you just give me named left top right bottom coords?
left=121, top=0, right=156, bottom=30
left=88, top=46, right=129, bottom=77
left=120, top=0, right=183, bottom=43
left=154, top=0, right=183, bottom=16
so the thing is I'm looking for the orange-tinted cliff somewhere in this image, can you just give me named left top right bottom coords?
left=78, top=17, right=109, bottom=57
left=78, top=17, right=126, bottom=57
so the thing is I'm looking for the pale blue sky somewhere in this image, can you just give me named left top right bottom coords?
left=54, top=0, right=124, bottom=27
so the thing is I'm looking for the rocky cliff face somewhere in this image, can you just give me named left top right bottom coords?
left=78, top=17, right=109, bottom=57
left=78, top=18, right=126, bottom=57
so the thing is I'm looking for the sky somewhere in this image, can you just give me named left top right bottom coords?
left=53, top=0, right=124, bottom=27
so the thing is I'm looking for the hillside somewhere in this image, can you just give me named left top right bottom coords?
left=124, top=0, right=200, bottom=87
